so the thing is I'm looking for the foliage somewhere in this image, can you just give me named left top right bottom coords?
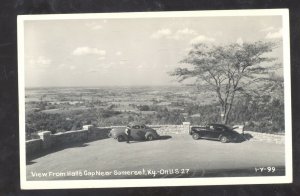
left=138, top=105, right=151, bottom=111
left=26, top=94, right=285, bottom=139
left=26, top=112, right=83, bottom=134
left=230, top=95, right=284, bottom=133
left=184, top=103, right=220, bottom=125
left=170, top=41, right=278, bottom=124
left=26, top=69, right=285, bottom=138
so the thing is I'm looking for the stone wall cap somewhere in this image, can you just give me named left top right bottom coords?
left=26, top=139, right=42, bottom=143
left=83, top=125, right=94, bottom=130
left=37, top=131, right=51, bottom=135
left=182, top=122, right=191, bottom=125
left=54, top=129, right=87, bottom=136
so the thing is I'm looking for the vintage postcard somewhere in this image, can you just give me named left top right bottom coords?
left=18, top=9, right=292, bottom=189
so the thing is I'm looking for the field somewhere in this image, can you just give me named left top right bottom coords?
left=25, top=85, right=217, bottom=111
left=25, top=86, right=218, bottom=135
left=24, top=84, right=285, bottom=139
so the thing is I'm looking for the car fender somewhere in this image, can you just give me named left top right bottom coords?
left=149, top=129, right=160, bottom=138
left=145, top=131, right=152, bottom=137
left=218, top=134, right=230, bottom=140
left=145, top=131, right=154, bottom=139
left=112, top=131, right=127, bottom=139
left=118, top=133, right=128, bottom=140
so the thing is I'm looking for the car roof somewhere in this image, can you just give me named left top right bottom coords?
left=209, top=123, right=233, bottom=129
left=128, top=122, right=146, bottom=127
left=209, top=123, right=227, bottom=126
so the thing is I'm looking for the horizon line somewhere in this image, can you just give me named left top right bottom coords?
left=24, top=84, right=195, bottom=88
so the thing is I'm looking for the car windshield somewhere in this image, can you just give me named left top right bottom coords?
left=223, top=125, right=234, bottom=130
left=208, top=124, right=234, bottom=131
left=128, top=123, right=146, bottom=129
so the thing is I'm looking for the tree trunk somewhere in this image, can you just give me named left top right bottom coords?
left=221, top=92, right=235, bottom=124
left=222, top=108, right=230, bottom=124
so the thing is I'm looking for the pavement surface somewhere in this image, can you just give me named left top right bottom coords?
left=26, top=134, right=285, bottom=180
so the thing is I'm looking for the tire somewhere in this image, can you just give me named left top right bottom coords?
left=192, top=133, right=200, bottom=140
left=220, top=136, right=228, bottom=143
left=146, top=134, right=154, bottom=141
left=117, top=135, right=124, bottom=142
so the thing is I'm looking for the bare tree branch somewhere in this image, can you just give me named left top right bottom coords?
left=170, top=41, right=278, bottom=124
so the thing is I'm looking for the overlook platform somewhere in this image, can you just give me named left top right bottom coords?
left=26, top=134, right=285, bottom=180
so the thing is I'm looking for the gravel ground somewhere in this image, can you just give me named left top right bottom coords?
left=26, top=134, right=285, bottom=180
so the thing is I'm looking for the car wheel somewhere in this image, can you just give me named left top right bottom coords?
left=192, top=133, right=200, bottom=140
left=220, top=136, right=228, bottom=143
left=117, top=135, right=124, bottom=142
left=146, top=134, right=154, bottom=141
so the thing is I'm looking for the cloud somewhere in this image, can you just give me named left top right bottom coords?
left=72, top=47, right=106, bottom=56
left=102, top=64, right=112, bottom=69
left=171, top=28, right=197, bottom=40
left=151, top=28, right=197, bottom=40
left=265, top=28, right=282, bottom=39
left=69, top=66, right=76, bottom=70
left=190, top=35, right=215, bottom=44
left=214, top=31, right=223, bottom=36
left=28, top=56, right=51, bottom=68
left=236, top=37, right=243, bottom=45
left=85, top=22, right=103, bottom=30
left=95, top=63, right=112, bottom=69
left=176, top=28, right=197, bottom=36
left=57, top=63, right=66, bottom=70
left=98, top=56, right=106, bottom=60
left=137, top=65, right=144, bottom=69
left=87, top=69, right=100, bottom=73
left=151, top=28, right=172, bottom=39
left=116, top=51, right=122, bottom=56
left=260, top=26, right=275, bottom=32
left=74, top=65, right=110, bottom=73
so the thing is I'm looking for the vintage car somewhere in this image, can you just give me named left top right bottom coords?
left=108, top=122, right=160, bottom=142
left=189, top=123, right=242, bottom=143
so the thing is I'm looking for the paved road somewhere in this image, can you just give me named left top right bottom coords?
left=26, top=134, right=285, bottom=180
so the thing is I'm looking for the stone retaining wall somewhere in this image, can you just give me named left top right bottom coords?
left=244, top=131, right=285, bottom=144
left=26, top=122, right=285, bottom=157
left=26, top=126, right=110, bottom=157
left=109, top=124, right=190, bottom=135
left=149, top=125, right=189, bottom=135
left=88, top=127, right=112, bottom=141
left=53, top=130, right=89, bottom=146
left=26, top=139, right=42, bottom=155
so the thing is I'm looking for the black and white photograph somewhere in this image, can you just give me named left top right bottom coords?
left=18, top=9, right=292, bottom=189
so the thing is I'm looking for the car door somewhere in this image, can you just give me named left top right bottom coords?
left=211, top=125, right=224, bottom=139
left=130, top=125, right=145, bottom=140
left=206, top=125, right=222, bottom=139
left=139, top=124, right=148, bottom=138
left=205, top=125, right=216, bottom=139
left=192, top=127, right=209, bottom=138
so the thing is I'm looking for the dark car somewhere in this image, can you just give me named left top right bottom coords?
left=189, top=123, right=242, bottom=143
left=109, top=122, right=160, bottom=142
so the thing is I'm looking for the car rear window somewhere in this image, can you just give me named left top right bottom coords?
left=191, top=127, right=202, bottom=131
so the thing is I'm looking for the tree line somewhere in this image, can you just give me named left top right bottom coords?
left=26, top=40, right=285, bottom=139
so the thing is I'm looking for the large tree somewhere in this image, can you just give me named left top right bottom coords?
left=171, top=41, right=279, bottom=124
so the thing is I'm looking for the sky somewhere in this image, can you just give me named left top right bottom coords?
left=23, top=14, right=283, bottom=87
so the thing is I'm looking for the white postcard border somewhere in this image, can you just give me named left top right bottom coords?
left=18, top=9, right=292, bottom=189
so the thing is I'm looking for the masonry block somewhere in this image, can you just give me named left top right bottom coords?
left=83, top=124, right=94, bottom=130
left=37, top=131, right=52, bottom=149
